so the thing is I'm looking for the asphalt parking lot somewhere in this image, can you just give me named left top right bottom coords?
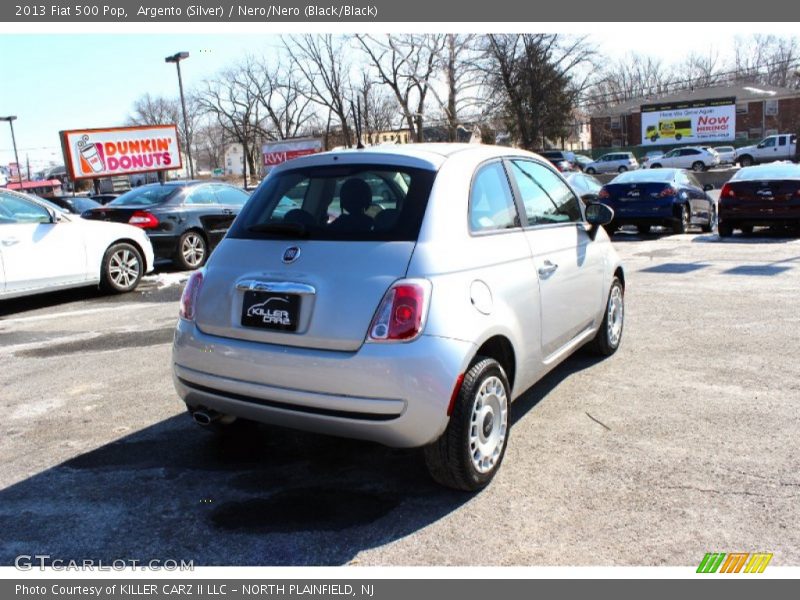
left=1, top=229, right=799, bottom=567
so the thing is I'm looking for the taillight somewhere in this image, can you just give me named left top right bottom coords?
left=367, top=279, right=431, bottom=342
left=128, top=211, right=159, bottom=229
left=720, top=183, right=735, bottom=199
left=179, top=269, right=204, bottom=321
left=659, top=186, right=678, bottom=197
left=598, top=188, right=610, bottom=199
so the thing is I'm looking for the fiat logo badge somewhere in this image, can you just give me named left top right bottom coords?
left=282, top=246, right=301, bottom=264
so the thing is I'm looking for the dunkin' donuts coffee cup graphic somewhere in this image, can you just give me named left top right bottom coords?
left=77, top=135, right=105, bottom=174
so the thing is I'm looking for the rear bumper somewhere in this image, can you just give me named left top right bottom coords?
left=172, top=319, right=476, bottom=448
left=609, top=200, right=676, bottom=224
left=720, top=203, right=800, bottom=227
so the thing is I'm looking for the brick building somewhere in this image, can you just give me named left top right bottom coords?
left=591, top=84, right=800, bottom=149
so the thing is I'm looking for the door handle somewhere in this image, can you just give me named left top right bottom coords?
left=538, top=260, right=559, bottom=277
left=1, top=237, right=19, bottom=246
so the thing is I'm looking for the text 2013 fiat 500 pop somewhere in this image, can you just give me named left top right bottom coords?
left=172, top=144, right=625, bottom=490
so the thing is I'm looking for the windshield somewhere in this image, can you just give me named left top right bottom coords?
left=732, top=164, right=800, bottom=181
left=229, top=164, right=436, bottom=242
left=612, top=169, right=676, bottom=184
left=108, top=185, right=178, bottom=207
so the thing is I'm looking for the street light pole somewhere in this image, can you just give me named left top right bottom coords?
left=165, top=52, right=194, bottom=179
left=1, top=116, right=22, bottom=186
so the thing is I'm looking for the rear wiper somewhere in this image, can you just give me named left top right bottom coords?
left=247, top=222, right=310, bottom=237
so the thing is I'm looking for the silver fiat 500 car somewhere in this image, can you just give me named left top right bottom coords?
left=172, top=144, right=624, bottom=490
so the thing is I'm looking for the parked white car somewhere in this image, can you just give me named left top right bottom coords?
left=172, top=144, right=625, bottom=490
left=0, top=189, right=155, bottom=300
left=713, top=146, right=736, bottom=165
left=648, top=147, right=720, bottom=171
left=584, top=152, right=639, bottom=174
left=735, top=133, right=797, bottom=167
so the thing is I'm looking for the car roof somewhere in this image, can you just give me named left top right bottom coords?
left=271, top=143, right=537, bottom=173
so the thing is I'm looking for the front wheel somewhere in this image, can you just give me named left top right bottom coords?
left=588, top=277, right=624, bottom=356
left=175, top=230, right=208, bottom=270
left=739, top=155, right=754, bottom=167
left=424, top=357, right=511, bottom=491
left=701, top=205, right=716, bottom=233
left=618, top=166, right=628, bottom=173
left=585, top=167, right=596, bottom=174
left=650, top=163, right=662, bottom=169
left=100, top=242, right=143, bottom=293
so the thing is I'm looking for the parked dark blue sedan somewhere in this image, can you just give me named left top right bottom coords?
left=599, top=168, right=716, bottom=234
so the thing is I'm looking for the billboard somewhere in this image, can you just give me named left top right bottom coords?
left=641, top=97, right=736, bottom=146
left=60, top=125, right=182, bottom=180
left=263, top=138, right=323, bottom=168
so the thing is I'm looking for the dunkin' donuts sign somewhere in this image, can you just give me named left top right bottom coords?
left=61, top=125, right=182, bottom=180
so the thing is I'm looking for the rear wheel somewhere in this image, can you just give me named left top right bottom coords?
left=672, top=205, right=690, bottom=234
left=718, top=221, right=733, bottom=238
left=636, top=224, right=651, bottom=234
left=424, top=357, right=511, bottom=491
left=588, top=277, right=624, bottom=356
left=585, top=167, right=596, bottom=174
left=617, top=166, right=628, bottom=173
left=650, top=163, right=662, bottom=169
left=740, top=225, right=754, bottom=235
left=701, top=205, right=716, bottom=233
left=175, top=230, right=207, bottom=270
left=692, top=161, right=705, bottom=172
left=100, top=242, right=143, bottom=294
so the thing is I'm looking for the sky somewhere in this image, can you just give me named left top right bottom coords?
left=0, top=31, right=754, bottom=168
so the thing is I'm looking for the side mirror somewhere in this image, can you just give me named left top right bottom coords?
left=703, top=184, right=714, bottom=191
left=581, top=193, right=599, bottom=204
left=585, top=203, right=614, bottom=240
left=757, top=143, right=765, bottom=149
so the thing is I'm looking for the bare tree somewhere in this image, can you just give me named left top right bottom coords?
left=357, top=34, right=446, bottom=142
left=732, top=34, right=800, bottom=88
left=355, top=73, right=400, bottom=144
left=284, top=34, right=354, bottom=148
left=682, top=50, right=724, bottom=88
left=197, top=61, right=263, bottom=185
left=245, top=57, right=316, bottom=141
left=588, top=54, right=675, bottom=109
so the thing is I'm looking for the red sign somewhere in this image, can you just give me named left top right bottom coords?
left=262, top=139, right=323, bottom=167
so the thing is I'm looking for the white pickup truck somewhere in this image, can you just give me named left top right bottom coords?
left=735, top=133, right=797, bottom=166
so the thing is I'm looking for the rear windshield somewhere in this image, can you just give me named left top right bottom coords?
left=229, top=164, right=436, bottom=241
left=732, top=164, right=800, bottom=181
left=612, top=169, right=675, bottom=184
left=109, top=185, right=178, bottom=207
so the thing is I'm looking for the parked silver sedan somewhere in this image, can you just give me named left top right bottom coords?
left=172, top=144, right=625, bottom=490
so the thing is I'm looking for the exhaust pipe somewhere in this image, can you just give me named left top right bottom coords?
left=192, top=409, right=221, bottom=426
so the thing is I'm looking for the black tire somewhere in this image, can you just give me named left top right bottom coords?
left=650, top=134, right=659, bottom=142
left=618, top=166, right=628, bottom=173
left=650, top=163, right=662, bottom=169
left=100, top=242, right=144, bottom=294
left=672, top=204, right=690, bottom=234
left=739, top=155, right=754, bottom=167
left=718, top=221, right=733, bottom=238
left=675, top=133, right=683, bottom=141
left=603, top=220, right=619, bottom=235
left=701, top=205, right=716, bottom=233
left=740, top=225, right=754, bottom=235
left=692, top=161, right=705, bottom=172
left=585, top=167, right=596, bottom=175
left=636, top=224, right=651, bottom=234
left=588, top=277, right=624, bottom=356
left=174, top=230, right=208, bottom=270
left=424, top=357, right=511, bottom=491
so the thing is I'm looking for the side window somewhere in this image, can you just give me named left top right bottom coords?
left=468, top=161, right=519, bottom=233
left=509, top=160, right=583, bottom=226
left=778, top=136, right=787, bottom=147
left=762, top=137, right=776, bottom=148
left=184, top=186, right=218, bottom=205
left=0, top=193, right=51, bottom=224
left=212, top=184, right=249, bottom=206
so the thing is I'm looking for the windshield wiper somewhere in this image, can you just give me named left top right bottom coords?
left=247, top=222, right=310, bottom=237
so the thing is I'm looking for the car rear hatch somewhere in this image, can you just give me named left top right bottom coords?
left=193, top=162, right=437, bottom=352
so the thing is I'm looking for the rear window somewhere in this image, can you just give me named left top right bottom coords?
left=732, top=164, right=800, bottom=181
left=613, top=169, right=676, bottom=184
left=229, top=164, right=436, bottom=241
left=109, top=185, right=178, bottom=207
